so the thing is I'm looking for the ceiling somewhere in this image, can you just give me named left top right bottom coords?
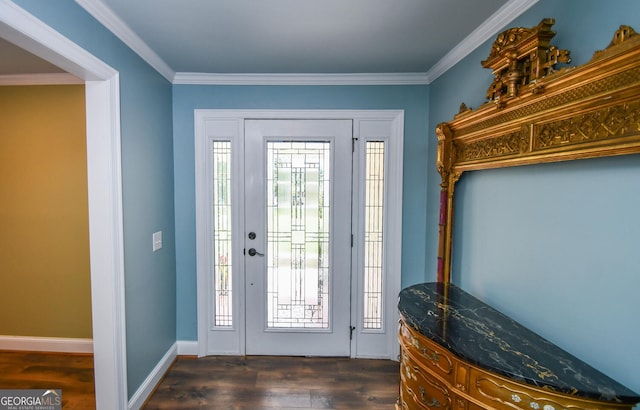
left=1, top=0, right=537, bottom=83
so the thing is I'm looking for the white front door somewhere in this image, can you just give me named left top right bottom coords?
left=195, top=110, right=404, bottom=360
left=244, top=119, right=352, bottom=356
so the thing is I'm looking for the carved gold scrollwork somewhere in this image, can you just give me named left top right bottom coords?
left=534, top=101, right=640, bottom=150
left=458, top=102, right=472, bottom=114
left=609, top=25, right=637, bottom=46
left=457, top=127, right=529, bottom=163
left=436, top=124, right=455, bottom=184
left=451, top=171, right=462, bottom=186
left=592, top=25, right=638, bottom=60
left=539, top=45, right=571, bottom=76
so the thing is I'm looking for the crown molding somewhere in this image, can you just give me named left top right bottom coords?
left=173, top=72, right=430, bottom=86
left=425, top=0, right=539, bottom=82
left=75, top=0, right=175, bottom=82
left=0, top=73, right=83, bottom=85
left=75, top=0, right=535, bottom=86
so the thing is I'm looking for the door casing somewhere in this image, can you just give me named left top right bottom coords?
left=0, top=4, right=128, bottom=408
left=195, top=109, right=404, bottom=359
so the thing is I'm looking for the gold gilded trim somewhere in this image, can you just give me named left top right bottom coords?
left=475, top=377, right=585, bottom=410
left=533, top=100, right=640, bottom=151
left=457, top=127, right=530, bottom=162
left=435, top=20, right=640, bottom=283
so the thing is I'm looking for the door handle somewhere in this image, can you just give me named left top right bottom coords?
left=248, top=248, right=264, bottom=257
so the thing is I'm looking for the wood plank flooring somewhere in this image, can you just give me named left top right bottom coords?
left=0, top=352, right=399, bottom=409
left=145, top=356, right=399, bottom=409
left=0, top=350, right=95, bottom=409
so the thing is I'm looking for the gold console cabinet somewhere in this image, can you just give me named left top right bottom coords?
left=397, top=283, right=640, bottom=410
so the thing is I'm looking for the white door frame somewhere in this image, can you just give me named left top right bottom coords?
left=195, top=109, right=403, bottom=360
left=0, top=3, right=128, bottom=408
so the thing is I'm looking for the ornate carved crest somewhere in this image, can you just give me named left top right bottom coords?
left=482, top=18, right=571, bottom=106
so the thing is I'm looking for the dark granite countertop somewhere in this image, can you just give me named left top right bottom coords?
left=398, top=282, right=640, bottom=404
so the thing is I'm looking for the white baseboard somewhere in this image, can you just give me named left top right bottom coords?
left=0, top=335, right=93, bottom=353
left=128, top=342, right=177, bottom=410
left=176, top=340, right=198, bottom=356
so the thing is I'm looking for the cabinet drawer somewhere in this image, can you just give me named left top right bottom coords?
left=468, top=367, right=633, bottom=410
left=399, top=349, right=453, bottom=409
left=399, top=321, right=455, bottom=384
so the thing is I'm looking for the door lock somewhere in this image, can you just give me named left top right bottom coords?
left=248, top=232, right=256, bottom=240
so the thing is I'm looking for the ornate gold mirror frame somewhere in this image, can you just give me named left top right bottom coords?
left=436, top=19, right=640, bottom=284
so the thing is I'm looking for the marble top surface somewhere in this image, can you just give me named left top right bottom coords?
left=398, top=282, right=640, bottom=404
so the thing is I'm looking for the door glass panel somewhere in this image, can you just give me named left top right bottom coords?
left=266, top=141, right=331, bottom=329
left=212, top=141, right=233, bottom=327
left=363, top=141, right=385, bottom=329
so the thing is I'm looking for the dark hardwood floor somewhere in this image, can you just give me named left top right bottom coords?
left=145, top=356, right=400, bottom=409
left=0, top=350, right=96, bottom=409
left=0, top=351, right=399, bottom=409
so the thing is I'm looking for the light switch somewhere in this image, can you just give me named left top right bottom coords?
left=152, top=231, right=163, bottom=252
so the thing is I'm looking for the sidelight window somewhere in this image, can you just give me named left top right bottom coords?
left=212, top=141, right=233, bottom=327
left=363, top=141, right=385, bottom=329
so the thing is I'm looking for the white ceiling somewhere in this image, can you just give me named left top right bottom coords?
left=100, top=0, right=509, bottom=74
left=1, top=0, right=538, bottom=83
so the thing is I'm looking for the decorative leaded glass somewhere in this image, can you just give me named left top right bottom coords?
left=266, top=142, right=331, bottom=328
left=364, top=141, right=385, bottom=329
left=212, top=141, right=233, bottom=327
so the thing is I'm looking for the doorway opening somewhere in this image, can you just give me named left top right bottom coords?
left=0, top=4, right=127, bottom=408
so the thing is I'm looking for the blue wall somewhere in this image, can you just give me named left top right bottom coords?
left=12, top=0, right=640, bottom=402
left=13, top=0, right=177, bottom=399
left=172, top=85, right=429, bottom=340
left=429, top=0, right=640, bottom=397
